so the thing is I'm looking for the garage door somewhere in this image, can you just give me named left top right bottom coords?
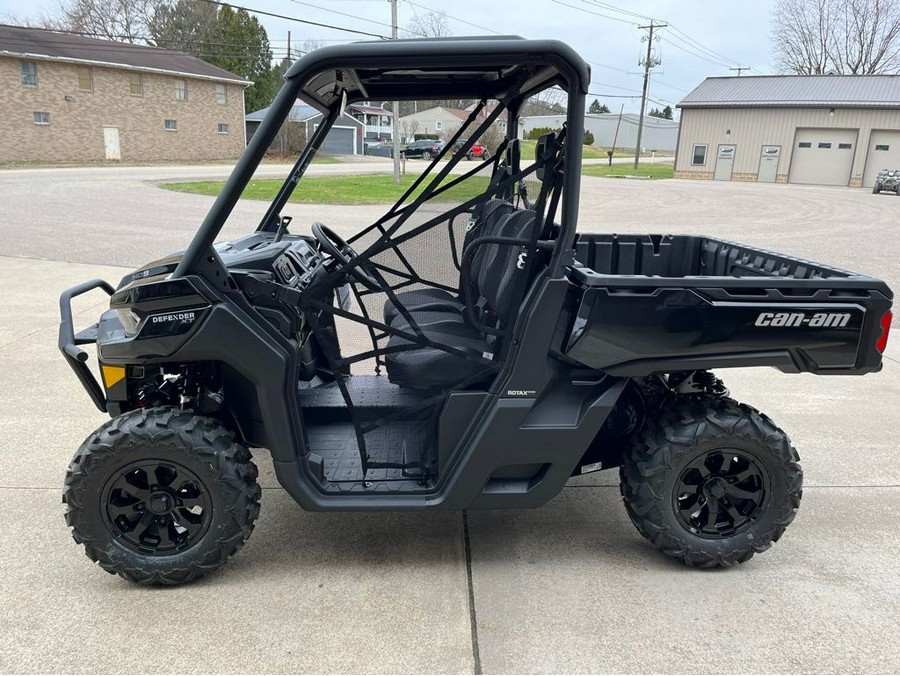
left=319, top=126, right=355, bottom=155
left=789, top=128, right=857, bottom=186
left=863, top=130, right=900, bottom=187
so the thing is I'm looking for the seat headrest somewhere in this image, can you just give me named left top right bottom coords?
left=534, top=131, right=563, bottom=181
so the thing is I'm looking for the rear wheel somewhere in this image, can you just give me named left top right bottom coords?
left=621, top=396, right=802, bottom=567
left=422, top=150, right=433, bottom=161
left=63, top=407, right=260, bottom=585
left=873, top=185, right=880, bottom=194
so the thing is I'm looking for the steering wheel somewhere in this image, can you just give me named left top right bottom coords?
left=311, top=222, right=381, bottom=291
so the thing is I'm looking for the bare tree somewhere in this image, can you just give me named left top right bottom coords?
left=400, top=119, right=419, bottom=143
left=406, top=9, right=450, bottom=38
left=772, top=0, right=900, bottom=74
left=52, top=0, right=165, bottom=42
left=298, top=38, right=326, bottom=55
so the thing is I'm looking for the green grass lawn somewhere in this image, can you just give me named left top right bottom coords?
left=162, top=174, right=492, bottom=205
left=580, top=163, right=674, bottom=179
left=518, top=139, right=631, bottom=161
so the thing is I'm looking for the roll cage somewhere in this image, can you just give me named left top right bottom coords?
left=169, top=37, right=591, bottom=477
left=173, top=36, right=590, bottom=283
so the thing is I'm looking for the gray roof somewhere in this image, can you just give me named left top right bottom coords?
left=246, top=101, right=364, bottom=125
left=679, top=75, right=900, bottom=109
left=0, top=24, right=248, bottom=84
left=246, top=103, right=318, bottom=122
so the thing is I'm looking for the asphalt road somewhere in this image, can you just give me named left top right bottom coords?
left=0, top=163, right=898, bottom=674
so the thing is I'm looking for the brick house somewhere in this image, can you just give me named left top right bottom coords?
left=0, top=25, right=250, bottom=163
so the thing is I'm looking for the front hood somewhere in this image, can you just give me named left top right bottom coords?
left=117, top=251, right=184, bottom=291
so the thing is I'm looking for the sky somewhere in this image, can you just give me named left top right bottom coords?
left=0, top=0, right=779, bottom=114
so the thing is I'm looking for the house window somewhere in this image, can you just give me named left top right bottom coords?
left=817, top=142, right=832, bottom=149
left=33, top=111, right=50, bottom=125
left=838, top=143, right=852, bottom=150
left=174, top=79, right=187, bottom=101
left=215, top=83, right=226, bottom=104
left=435, top=120, right=443, bottom=131
left=691, top=144, right=707, bottom=165
left=217, top=123, right=229, bottom=134
left=77, top=66, right=93, bottom=92
left=164, top=119, right=177, bottom=131
left=129, top=73, right=143, bottom=96
left=875, top=144, right=890, bottom=151
left=20, top=60, right=37, bottom=86
left=798, top=142, right=812, bottom=148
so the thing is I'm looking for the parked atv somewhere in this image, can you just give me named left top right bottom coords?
left=59, top=37, right=893, bottom=585
left=872, top=169, right=900, bottom=194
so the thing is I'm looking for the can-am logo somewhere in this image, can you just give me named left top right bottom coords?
left=754, top=311, right=851, bottom=328
left=151, top=311, right=196, bottom=324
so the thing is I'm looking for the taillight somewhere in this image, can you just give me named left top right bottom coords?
left=877, top=310, right=893, bottom=353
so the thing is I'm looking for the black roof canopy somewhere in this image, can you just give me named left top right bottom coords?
left=286, top=36, right=591, bottom=110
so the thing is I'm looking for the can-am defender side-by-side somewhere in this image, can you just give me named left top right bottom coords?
left=59, top=38, right=893, bottom=584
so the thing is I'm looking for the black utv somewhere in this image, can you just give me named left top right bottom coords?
left=59, top=37, right=893, bottom=584
left=872, top=169, right=900, bottom=194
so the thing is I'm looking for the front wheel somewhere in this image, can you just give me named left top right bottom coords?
left=621, top=396, right=802, bottom=567
left=873, top=185, right=880, bottom=194
left=63, top=407, right=261, bottom=585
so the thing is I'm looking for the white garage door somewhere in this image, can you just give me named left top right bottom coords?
left=863, top=130, right=900, bottom=187
left=789, top=128, right=857, bottom=186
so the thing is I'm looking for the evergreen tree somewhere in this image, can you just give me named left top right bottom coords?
left=151, top=1, right=280, bottom=112
left=588, top=98, right=610, bottom=114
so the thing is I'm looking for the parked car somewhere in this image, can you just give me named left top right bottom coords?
left=872, top=169, right=900, bottom=195
left=452, top=139, right=490, bottom=160
left=402, top=139, right=444, bottom=160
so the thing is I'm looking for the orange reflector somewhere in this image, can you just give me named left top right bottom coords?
left=101, top=365, right=126, bottom=389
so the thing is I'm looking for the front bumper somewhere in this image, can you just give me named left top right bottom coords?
left=58, top=279, right=114, bottom=412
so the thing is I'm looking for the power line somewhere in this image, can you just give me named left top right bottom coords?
left=196, top=0, right=389, bottom=39
left=667, top=23, right=745, bottom=67
left=551, top=0, right=638, bottom=26
left=281, top=0, right=426, bottom=38
left=580, top=0, right=651, bottom=21
left=658, top=35, right=732, bottom=68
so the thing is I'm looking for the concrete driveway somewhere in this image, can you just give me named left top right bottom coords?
left=0, top=165, right=898, bottom=674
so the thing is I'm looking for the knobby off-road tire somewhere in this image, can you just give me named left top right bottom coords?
left=621, top=396, right=802, bottom=567
left=63, top=407, right=261, bottom=585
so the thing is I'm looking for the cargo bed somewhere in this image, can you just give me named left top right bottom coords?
left=566, top=234, right=893, bottom=376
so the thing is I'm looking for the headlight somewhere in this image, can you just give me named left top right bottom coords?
left=116, top=308, right=141, bottom=335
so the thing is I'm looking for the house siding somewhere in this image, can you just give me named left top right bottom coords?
left=675, top=106, right=900, bottom=186
left=0, top=56, right=245, bottom=163
left=397, top=107, right=468, bottom=139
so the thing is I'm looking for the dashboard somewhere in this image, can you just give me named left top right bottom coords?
left=214, top=232, right=325, bottom=289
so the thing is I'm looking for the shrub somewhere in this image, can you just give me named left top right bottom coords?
left=528, top=126, right=559, bottom=140
left=583, top=130, right=595, bottom=145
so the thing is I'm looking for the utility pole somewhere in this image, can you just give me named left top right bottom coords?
left=287, top=30, right=291, bottom=61
left=729, top=66, right=751, bottom=76
left=390, top=0, right=401, bottom=183
left=634, top=21, right=666, bottom=170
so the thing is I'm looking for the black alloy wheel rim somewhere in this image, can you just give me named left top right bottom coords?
left=101, top=460, right=212, bottom=555
left=673, top=449, right=769, bottom=539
